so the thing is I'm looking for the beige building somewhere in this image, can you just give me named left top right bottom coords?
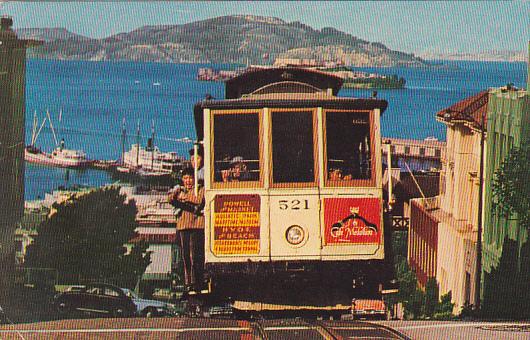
left=409, top=91, right=488, bottom=313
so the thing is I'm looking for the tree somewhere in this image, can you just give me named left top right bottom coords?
left=424, top=278, right=439, bottom=317
left=434, top=292, right=455, bottom=320
left=24, top=187, right=151, bottom=288
left=492, top=146, right=530, bottom=229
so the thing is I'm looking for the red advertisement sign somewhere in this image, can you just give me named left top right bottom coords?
left=323, top=197, right=381, bottom=245
left=213, top=195, right=260, bottom=255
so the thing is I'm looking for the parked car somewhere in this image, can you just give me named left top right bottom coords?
left=0, top=305, right=6, bottom=324
left=121, top=288, right=178, bottom=317
left=53, top=283, right=136, bottom=317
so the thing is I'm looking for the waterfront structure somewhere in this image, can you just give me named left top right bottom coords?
left=119, top=185, right=176, bottom=228
left=0, top=17, right=40, bottom=298
left=14, top=202, right=48, bottom=265
left=382, top=137, right=445, bottom=171
left=481, top=79, right=530, bottom=316
left=408, top=91, right=488, bottom=312
left=128, top=232, right=178, bottom=286
left=273, top=57, right=320, bottom=67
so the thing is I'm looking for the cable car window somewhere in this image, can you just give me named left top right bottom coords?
left=326, top=111, right=373, bottom=184
left=212, top=112, right=260, bottom=184
left=271, top=110, right=315, bottom=184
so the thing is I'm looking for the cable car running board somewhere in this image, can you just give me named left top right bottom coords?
left=232, top=300, right=352, bottom=312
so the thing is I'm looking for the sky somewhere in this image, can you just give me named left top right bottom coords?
left=1, top=1, right=529, bottom=54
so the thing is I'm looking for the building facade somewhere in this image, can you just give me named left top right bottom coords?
left=408, top=91, right=488, bottom=313
left=482, top=82, right=530, bottom=317
left=0, top=17, right=39, bottom=298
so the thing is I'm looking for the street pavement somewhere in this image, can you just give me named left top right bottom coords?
left=0, top=317, right=405, bottom=339
left=0, top=317, right=529, bottom=339
left=378, top=320, right=530, bottom=340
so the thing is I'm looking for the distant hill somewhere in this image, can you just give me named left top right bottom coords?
left=16, top=27, right=89, bottom=43
left=419, top=50, right=527, bottom=62
left=21, top=15, right=428, bottom=66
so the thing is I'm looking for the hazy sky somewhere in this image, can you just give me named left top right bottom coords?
left=2, top=1, right=529, bottom=54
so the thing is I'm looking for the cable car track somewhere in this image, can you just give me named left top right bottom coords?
left=249, top=319, right=410, bottom=340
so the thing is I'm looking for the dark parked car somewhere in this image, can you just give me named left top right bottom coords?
left=53, top=283, right=136, bottom=317
left=0, top=305, right=6, bottom=324
left=121, top=288, right=178, bottom=317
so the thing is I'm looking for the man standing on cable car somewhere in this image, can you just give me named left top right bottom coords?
left=169, top=168, right=205, bottom=295
left=189, top=145, right=204, bottom=184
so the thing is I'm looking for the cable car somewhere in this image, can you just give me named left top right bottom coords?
left=193, top=67, right=394, bottom=312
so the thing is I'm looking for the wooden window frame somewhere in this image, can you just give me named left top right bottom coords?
left=210, top=109, right=264, bottom=189
left=269, top=108, right=319, bottom=188
left=323, top=109, right=376, bottom=188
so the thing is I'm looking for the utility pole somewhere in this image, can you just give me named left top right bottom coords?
left=475, top=110, right=486, bottom=311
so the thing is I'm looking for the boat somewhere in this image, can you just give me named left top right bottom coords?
left=24, top=110, right=93, bottom=168
left=112, top=120, right=187, bottom=183
left=121, top=141, right=185, bottom=175
left=25, top=144, right=93, bottom=168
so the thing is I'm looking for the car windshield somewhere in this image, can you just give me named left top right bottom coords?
left=121, top=288, right=138, bottom=299
left=66, top=285, right=86, bottom=292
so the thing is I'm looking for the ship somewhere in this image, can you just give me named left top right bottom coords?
left=117, top=141, right=185, bottom=175
left=112, top=120, right=187, bottom=184
left=24, top=110, right=93, bottom=168
left=25, top=143, right=93, bottom=168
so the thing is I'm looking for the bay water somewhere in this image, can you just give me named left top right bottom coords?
left=24, top=59, right=527, bottom=200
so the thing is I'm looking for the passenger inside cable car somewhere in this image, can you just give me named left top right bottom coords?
left=219, top=156, right=252, bottom=182
left=212, top=111, right=260, bottom=184
left=326, top=110, right=372, bottom=184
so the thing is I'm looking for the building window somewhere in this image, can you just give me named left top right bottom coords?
left=419, top=147, right=426, bottom=156
left=212, top=111, right=261, bottom=184
left=325, top=110, right=373, bottom=184
left=390, top=145, right=396, bottom=153
left=404, top=146, right=411, bottom=154
left=435, top=149, right=441, bottom=158
left=271, top=110, right=315, bottom=185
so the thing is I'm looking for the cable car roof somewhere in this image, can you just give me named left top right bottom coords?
left=225, top=67, right=343, bottom=99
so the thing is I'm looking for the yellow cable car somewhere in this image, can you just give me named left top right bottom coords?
left=193, top=67, right=393, bottom=312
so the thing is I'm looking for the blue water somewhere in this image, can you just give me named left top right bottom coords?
left=24, top=59, right=527, bottom=200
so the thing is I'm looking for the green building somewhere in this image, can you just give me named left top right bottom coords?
left=0, top=17, right=39, bottom=299
left=481, top=42, right=530, bottom=318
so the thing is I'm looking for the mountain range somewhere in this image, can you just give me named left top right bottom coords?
left=17, top=15, right=428, bottom=67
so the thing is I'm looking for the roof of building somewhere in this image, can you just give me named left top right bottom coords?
left=384, top=137, right=446, bottom=148
left=394, top=172, right=440, bottom=199
left=436, top=91, right=488, bottom=130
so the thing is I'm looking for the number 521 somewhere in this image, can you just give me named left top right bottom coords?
left=278, top=199, right=309, bottom=210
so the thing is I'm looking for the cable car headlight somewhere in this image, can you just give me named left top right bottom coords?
left=285, top=225, right=305, bottom=245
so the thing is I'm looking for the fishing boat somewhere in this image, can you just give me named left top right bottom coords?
left=25, top=143, right=93, bottom=168
left=24, top=110, right=93, bottom=168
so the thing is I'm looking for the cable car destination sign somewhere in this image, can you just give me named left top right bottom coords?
left=213, top=195, right=260, bottom=255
